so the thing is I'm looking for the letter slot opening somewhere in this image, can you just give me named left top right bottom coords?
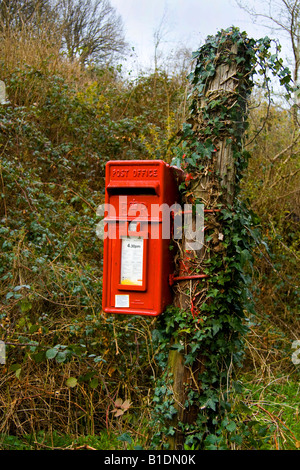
left=106, top=183, right=159, bottom=196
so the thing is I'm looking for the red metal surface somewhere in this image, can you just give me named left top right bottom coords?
left=102, top=160, right=183, bottom=316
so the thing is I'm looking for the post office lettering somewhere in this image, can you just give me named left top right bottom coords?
left=132, top=169, right=158, bottom=177
left=112, top=169, right=129, bottom=177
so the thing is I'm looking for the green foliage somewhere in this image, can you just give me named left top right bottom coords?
left=151, top=27, right=296, bottom=450
left=0, top=21, right=298, bottom=450
left=1, top=57, right=188, bottom=439
left=239, top=99, right=300, bottom=339
left=0, top=429, right=144, bottom=450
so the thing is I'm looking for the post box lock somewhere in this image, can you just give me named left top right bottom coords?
left=102, top=160, right=184, bottom=316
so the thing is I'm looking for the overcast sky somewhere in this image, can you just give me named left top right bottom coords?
left=110, top=0, right=292, bottom=74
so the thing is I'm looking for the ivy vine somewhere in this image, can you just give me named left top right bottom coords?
left=150, top=27, right=293, bottom=450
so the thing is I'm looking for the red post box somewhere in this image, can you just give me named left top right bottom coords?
left=101, top=160, right=183, bottom=316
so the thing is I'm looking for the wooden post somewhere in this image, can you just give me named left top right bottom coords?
left=167, top=32, right=251, bottom=450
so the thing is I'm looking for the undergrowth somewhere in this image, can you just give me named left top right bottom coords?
left=0, top=23, right=299, bottom=450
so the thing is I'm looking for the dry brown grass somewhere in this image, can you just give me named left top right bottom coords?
left=0, top=23, right=91, bottom=106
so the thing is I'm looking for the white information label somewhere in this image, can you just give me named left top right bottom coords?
left=115, top=295, right=130, bottom=308
left=120, top=237, right=144, bottom=286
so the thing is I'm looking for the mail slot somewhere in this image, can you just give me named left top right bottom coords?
left=102, top=160, right=183, bottom=316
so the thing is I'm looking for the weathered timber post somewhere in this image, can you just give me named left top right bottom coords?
left=165, top=29, right=254, bottom=450
left=151, top=27, right=292, bottom=450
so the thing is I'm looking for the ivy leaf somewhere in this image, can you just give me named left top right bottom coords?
left=55, top=350, right=68, bottom=363
left=66, top=377, right=77, bottom=388
left=206, top=398, right=217, bottom=411
left=117, top=433, right=132, bottom=444
left=187, top=72, right=195, bottom=82
left=207, top=289, right=219, bottom=299
left=46, top=348, right=58, bottom=360
left=212, top=321, right=222, bottom=336
left=204, top=434, right=219, bottom=448
left=20, top=299, right=32, bottom=313
left=226, top=421, right=236, bottom=432
left=10, top=363, right=22, bottom=379
left=170, top=343, right=184, bottom=352
left=89, top=378, right=99, bottom=389
left=14, top=285, right=31, bottom=291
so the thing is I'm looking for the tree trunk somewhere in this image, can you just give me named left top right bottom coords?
left=167, top=37, right=249, bottom=450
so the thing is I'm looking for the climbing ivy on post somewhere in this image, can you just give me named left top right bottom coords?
left=151, top=28, right=293, bottom=450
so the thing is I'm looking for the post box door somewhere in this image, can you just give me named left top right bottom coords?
left=102, top=160, right=183, bottom=316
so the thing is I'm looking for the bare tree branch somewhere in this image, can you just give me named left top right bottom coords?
left=0, top=0, right=128, bottom=65
left=0, top=0, right=57, bottom=32
left=235, top=0, right=300, bottom=121
left=235, top=0, right=300, bottom=85
left=56, top=0, right=128, bottom=64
